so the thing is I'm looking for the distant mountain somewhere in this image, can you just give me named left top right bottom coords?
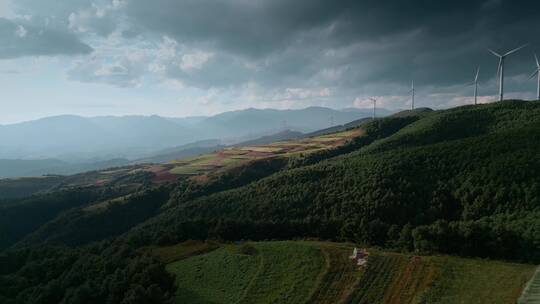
left=0, top=106, right=388, bottom=165
left=134, top=139, right=223, bottom=164
left=0, top=158, right=129, bottom=179
left=0, top=115, right=194, bottom=160
left=201, top=107, right=372, bottom=139
left=234, top=130, right=304, bottom=146
left=341, top=107, right=395, bottom=117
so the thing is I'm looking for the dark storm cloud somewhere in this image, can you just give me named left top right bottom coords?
left=6, top=0, right=540, bottom=100
left=0, top=18, right=93, bottom=59
left=121, top=0, right=540, bottom=93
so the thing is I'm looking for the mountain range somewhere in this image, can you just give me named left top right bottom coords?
left=0, top=106, right=392, bottom=178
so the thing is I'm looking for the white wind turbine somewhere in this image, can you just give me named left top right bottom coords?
left=467, top=67, right=480, bottom=105
left=409, top=80, right=415, bottom=110
left=528, top=53, right=540, bottom=100
left=488, top=44, right=528, bottom=101
left=368, top=97, right=377, bottom=119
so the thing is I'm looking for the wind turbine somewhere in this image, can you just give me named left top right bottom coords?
left=368, top=97, right=377, bottom=119
left=528, top=53, right=540, bottom=100
left=467, top=67, right=480, bottom=105
left=409, top=81, right=415, bottom=110
left=488, top=44, right=528, bottom=101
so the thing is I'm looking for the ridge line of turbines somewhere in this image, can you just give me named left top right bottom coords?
left=367, top=44, right=540, bottom=119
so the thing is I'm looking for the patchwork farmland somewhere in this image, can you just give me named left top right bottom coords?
left=163, top=129, right=364, bottom=178
left=155, top=241, right=535, bottom=304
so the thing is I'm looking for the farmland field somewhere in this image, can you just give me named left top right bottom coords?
left=420, top=256, right=535, bottom=304
left=166, top=242, right=325, bottom=304
left=165, top=128, right=364, bottom=177
left=160, top=241, right=536, bottom=304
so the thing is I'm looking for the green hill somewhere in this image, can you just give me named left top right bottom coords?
left=160, top=241, right=535, bottom=304
left=128, top=101, right=540, bottom=262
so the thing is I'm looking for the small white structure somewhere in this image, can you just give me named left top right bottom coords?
left=357, top=259, right=368, bottom=267
left=350, top=247, right=369, bottom=268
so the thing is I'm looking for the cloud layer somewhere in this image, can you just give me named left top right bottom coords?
left=2, top=0, right=540, bottom=114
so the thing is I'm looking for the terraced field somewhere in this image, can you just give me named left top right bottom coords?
left=307, top=242, right=361, bottom=303
left=347, top=252, right=435, bottom=304
left=160, top=241, right=535, bottom=304
left=165, top=128, right=364, bottom=177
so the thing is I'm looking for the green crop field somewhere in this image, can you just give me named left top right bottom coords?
left=161, top=241, right=535, bottom=304
left=421, top=256, right=535, bottom=304
left=166, top=242, right=326, bottom=304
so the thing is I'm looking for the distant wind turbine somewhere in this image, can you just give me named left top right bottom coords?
left=528, top=53, right=540, bottom=100
left=467, top=67, right=480, bottom=105
left=368, top=97, right=377, bottom=119
left=409, top=81, right=415, bottom=110
left=488, top=44, right=528, bottom=101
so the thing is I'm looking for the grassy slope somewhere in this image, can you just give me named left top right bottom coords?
left=162, top=241, right=535, bottom=304
left=167, top=242, right=325, bottom=304
left=420, top=256, right=534, bottom=304
left=167, top=247, right=260, bottom=304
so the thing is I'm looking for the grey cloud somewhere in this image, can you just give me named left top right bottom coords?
left=13, top=0, right=122, bottom=37
left=0, top=18, right=92, bottom=59
left=68, top=56, right=143, bottom=88
left=13, top=0, right=95, bottom=18
left=122, top=0, right=540, bottom=91
left=7, top=0, right=540, bottom=104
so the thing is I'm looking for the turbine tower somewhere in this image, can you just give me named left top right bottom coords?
left=488, top=44, right=528, bottom=101
left=467, top=67, right=480, bottom=105
left=409, top=81, right=415, bottom=110
left=528, top=53, right=540, bottom=100
left=368, top=97, right=377, bottom=119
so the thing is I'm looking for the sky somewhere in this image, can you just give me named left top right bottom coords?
left=1, top=0, right=540, bottom=124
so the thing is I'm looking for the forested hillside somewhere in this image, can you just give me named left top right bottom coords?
left=128, top=100, right=540, bottom=262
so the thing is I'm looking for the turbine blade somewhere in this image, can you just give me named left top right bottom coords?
left=475, top=67, right=480, bottom=82
left=528, top=69, right=539, bottom=80
left=503, top=44, right=528, bottom=56
left=488, top=49, right=502, bottom=57
left=496, top=58, right=502, bottom=77
left=535, top=53, right=539, bottom=68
